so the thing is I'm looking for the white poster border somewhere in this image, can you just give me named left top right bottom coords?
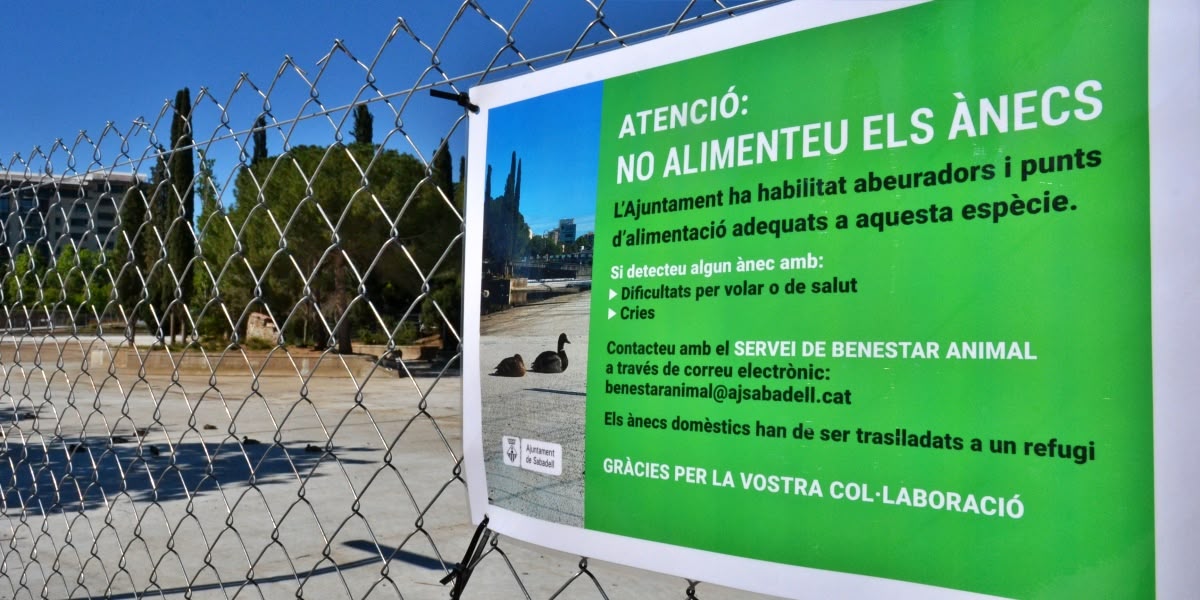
left=461, top=1, right=1199, bottom=598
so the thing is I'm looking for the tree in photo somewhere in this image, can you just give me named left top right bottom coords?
left=483, top=151, right=529, bottom=276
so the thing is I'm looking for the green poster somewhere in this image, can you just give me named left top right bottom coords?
left=583, top=1, right=1151, bottom=598
left=474, top=1, right=1153, bottom=597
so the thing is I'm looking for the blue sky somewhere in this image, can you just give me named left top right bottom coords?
left=2, top=3, right=466, bottom=187
left=0, top=1, right=761, bottom=209
left=486, top=83, right=602, bottom=237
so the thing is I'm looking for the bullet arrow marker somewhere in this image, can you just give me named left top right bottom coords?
left=608, top=308, right=616, bottom=320
left=609, top=289, right=617, bottom=300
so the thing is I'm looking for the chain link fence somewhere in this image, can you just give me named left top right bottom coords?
left=0, top=2, right=783, bottom=598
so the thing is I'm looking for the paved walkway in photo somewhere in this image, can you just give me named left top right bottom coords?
left=479, top=289, right=590, bottom=527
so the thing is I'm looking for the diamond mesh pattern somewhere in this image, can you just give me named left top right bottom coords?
left=0, top=2, right=782, bottom=598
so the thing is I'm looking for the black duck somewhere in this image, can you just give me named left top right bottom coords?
left=530, top=333, right=570, bottom=373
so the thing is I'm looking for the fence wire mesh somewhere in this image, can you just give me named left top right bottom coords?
left=0, top=2, right=784, bottom=598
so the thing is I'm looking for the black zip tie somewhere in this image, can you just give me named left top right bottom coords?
left=429, top=89, right=479, bottom=114
left=442, top=515, right=490, bottom=596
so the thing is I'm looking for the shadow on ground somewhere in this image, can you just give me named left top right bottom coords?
left=62, top=539, right=445, bottom=600
left=0, top=436, right=374, bottom=513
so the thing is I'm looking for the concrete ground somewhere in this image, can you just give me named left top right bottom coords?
left=0, top=319, right=773, bottom=599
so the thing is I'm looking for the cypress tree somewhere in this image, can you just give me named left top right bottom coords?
left=428, top=140, right=461, bottom=357
left=115, top=181, right=148, bottom=342
left=432, top=139, right=453, bottom=201
left=500, top=152, right=518, bottom=274
left=503, top=151, right=516, bottom=200
left=515, top=159, right=522, bottom=211
left=352, top=104, right=373, bottom=146
left=144, top=154, right=169, bottom=340
left=252, top=115, right=268, bottom=165
left=166, top=87, right=196, bottom=344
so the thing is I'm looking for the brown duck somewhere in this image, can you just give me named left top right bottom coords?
left=491, top=354, right=526, bottom=377
left=530, top=333, right=570, bottom=373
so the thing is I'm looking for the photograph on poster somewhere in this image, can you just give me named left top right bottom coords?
left=478, top=83, right=601, bottom=527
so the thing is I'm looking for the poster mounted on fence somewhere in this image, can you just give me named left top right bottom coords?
left=463, top=0, right=1195, bottom=598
